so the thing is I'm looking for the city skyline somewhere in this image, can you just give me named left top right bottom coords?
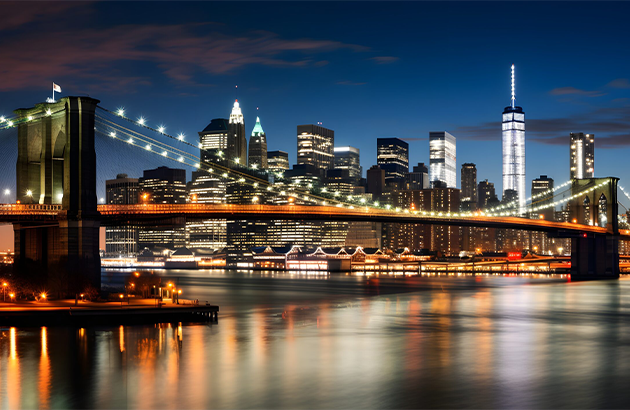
left=1, top=2, right=630, bottom=197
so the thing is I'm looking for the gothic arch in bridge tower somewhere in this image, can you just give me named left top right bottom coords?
left=583, top=196, right=591, bottom=225
left=598, top=193, right=608, bottom=228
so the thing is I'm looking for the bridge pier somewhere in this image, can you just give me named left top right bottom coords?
left=570, top=234, right=619, bottom=279
left=13, top=97, right=101, bottom=295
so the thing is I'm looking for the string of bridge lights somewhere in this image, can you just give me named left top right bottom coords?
left=96, top=108, right=612, bottom=223
left=0, top=107, right=64, bottom=131
left=95, top=115, right=353, bottom=208
left=483, top=180, right=573, bottom=215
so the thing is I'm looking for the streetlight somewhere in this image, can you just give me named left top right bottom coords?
left=2, top=282, right=7, bottom=302
left=9, top=293, right=14, bottom=302
left=119, top=294, right=124, bottom=307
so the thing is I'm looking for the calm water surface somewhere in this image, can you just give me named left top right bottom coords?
left=2, top=270, right=630, bottom=409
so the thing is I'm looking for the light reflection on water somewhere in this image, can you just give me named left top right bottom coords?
left=1, top=270, right=630, bottom=408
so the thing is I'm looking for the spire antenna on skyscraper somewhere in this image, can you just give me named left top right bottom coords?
left=511, top=64, right=515, bottom=109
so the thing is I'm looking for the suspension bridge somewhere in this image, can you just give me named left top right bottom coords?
left=0, top=96, right=627, bottom=293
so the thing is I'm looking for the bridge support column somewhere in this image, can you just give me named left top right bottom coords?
left=570, top=234, right=619, bottom=279
left=14, top=96, right=101, bottom=295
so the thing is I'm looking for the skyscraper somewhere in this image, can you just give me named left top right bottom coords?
left=248, top=116, right=268, bottom=169
left=502, top=64, right=526, bottom=213
left=429, top=131, right=456, bottom=188
left=198, top=118, right=229, bottom=165
left=105, top=174, right=139, bottom=256
left=478, top=179, right=496, bottom=209
left=570, top=133, right=595, bottom=179
left=267, top=150, right=290, bottom=171
left=334, top=146, right=362, bottom=182
left=532, top=175, right=554, bottom=221
left=377, top=137, right=409, bottom=182
left=461, top=163, right=477, bottom=205
left=297, top=124, right=334, bottom=171
left=406, top=163, right=429, bottom=190
left=138, top=166, right=187, bottom=251
left=228, top=99, right=247, bottom=167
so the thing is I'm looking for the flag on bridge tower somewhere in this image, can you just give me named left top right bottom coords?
left=52, top=82, right=61, bottom=93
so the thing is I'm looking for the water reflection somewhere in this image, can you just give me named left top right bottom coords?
left=0, top=272, right=630, bottom=408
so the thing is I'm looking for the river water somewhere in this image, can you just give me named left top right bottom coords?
left=1, top=269, right=630, bottom=409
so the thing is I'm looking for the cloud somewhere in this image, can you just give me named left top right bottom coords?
left=0, top=19, right=369, bottom=92
left=607, top=78, right=630, bottom=89
left=455, top=104, right=630, bottom=149
left=336, top=80, right=366, bottom=86
left=0, top=2, right=85, bottom=32
left=549, top=87, right=606, bottom=97
left=370, top=56, right=399, bottom=64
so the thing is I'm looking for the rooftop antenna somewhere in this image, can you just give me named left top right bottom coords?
left=511, top=64, right=515, bottom=109
left=235, top=84, right=238, bottom=102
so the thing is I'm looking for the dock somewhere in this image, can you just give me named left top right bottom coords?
left=0, top=299, right=219, bottom=326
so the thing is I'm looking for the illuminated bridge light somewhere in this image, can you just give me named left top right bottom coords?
left=137, top=117, right=145, bottom=125
left=117, top=108, right=125, bottom=116
left=374, top=202, right=379, bottom=207
left=253, top=182, right=258, bottom=187
left=158, top=126, right=165, bottom=133
left=27, top=116, right=33, bottom=121
left=266, top=187, right=272, bottom=191
left=127, top=138, right=134, bottom=144
left=0, top=116, right=5, bottom=123
left=161, top=151, right=167, bottom=157
left=198, top=143, right=202, bottom=148
left=194, top=163, right=199, bottom=169
left=7, top=121, right=13, bottom=127
left=178, top=133, right=185, bottom=141
left=109, top=131, right=116, bottom=137
left=178, top=156, right=184, bottom=162
left=222, top=173, right=228, bottom=178
left=46, top=109, right=52, bottom=116
left=145, top=144, right=151, bottom=151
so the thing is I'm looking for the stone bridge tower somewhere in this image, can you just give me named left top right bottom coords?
left=566, top=177, right=619, bottom=279
left=13, top=96, right=101, bottom=294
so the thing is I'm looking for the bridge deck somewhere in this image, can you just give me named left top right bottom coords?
left=1, top=203, right=628, bottom=238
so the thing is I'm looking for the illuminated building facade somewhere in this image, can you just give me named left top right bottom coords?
left=531, top=175, right=554, bottom=221
left=431, top=187, right=461, bottom=254
left=268, top=150, right=289, bottom=171
left=502, top=64, right=526, bottom=213
left=478, top=179, right=496, bottom=209
left=139, top=166, right=187, bottom=204
left=377, top=137, right=409, bottom=182
left=334, top=146, right=362, bottom=183
left=570, top=132, right=594, bottom=179
left=186, top=170, right=227, bottom=251
left=406, top=163, right=429, bottom=190
left=429, top=131, right=456, bottom=188
left=297, top=124, right=334, bottom=171
left=105, top=173, right=139, bottom=256
left=461, top=163, right=477, bottom=207
left=228, top=99, right=247, bottom=167
left=248, top=116, right=268, bottom=169
left=198, top=118, right=229, bottom=165
left=138, top=166, right=187, bottom=251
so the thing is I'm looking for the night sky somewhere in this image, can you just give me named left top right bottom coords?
left=1, top=1, right=630, bottom=248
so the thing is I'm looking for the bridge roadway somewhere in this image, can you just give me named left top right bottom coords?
left=2, top=203, right=629, bottom=239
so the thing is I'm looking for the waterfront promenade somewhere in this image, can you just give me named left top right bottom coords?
left=0, top=298, right=218, bottom=326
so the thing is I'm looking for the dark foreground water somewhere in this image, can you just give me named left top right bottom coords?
left=2, top=270, right=630, bottom=409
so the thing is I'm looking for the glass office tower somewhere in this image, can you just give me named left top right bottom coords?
left=429, top=131, right=456, bottom=188
left=502, top=64, right=526, bottom=213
